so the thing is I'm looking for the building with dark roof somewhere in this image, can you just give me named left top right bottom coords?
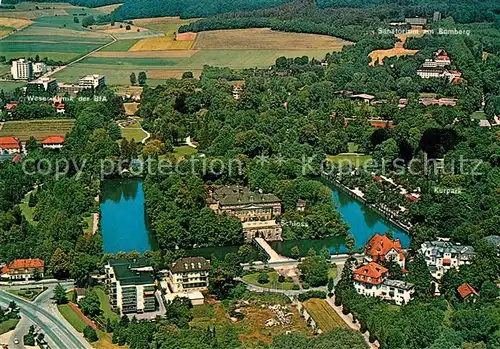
left=169, top=257, right=211, bottom=293
left=420, top=238, right=475, bottom=280
left=208, top=185, right=283, bottom=242
left=105, top=259, right=156, bottom=315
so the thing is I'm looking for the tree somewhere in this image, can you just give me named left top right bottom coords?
left=182, top=71, right=194, bottom=79
left=25, top=136, right=38, bottom=152
left=291, top=246, right=300, bottom=259
left=73, top=16, right=79, bottom=23
left=83, top=326, right=98, bottom=342
left=50, top=248, right=71, bottom=279
left=129, top=72, right=137, bottom=86
left=344, top=234, right=355, bottom=254
left=53, top=284, right=68, bottom=305
left=298, top=250, right=329, bottom=287
left=79, top=290, right=101, bottom=317
left=328, top=277, right=334, bottom=293
left=125, top=24, right=131, bottom=30
left=406, top=253, right=432, bottom=297
left=138, top=71, right=147, bottom=86
left=258, top=272, right=269, bottom=284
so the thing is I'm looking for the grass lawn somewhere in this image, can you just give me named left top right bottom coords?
left=0, top=119, right=75, bottom=141
left=242, top=271, right=296, bottom=290
left=58, top=303, right=88, bottom=332
left=471, top=111, right=487, bottom=120
left=93, top=286, right=120, bottom=322
left=326, top=153, right=373, bottom=167
left=0, top=81, right=26, bottom=92
left=83, top=214, right=93, bottom=234
left=19, top=190, right=36, bottom=223
left=303, top=298, right=348, bottom=332
left=120, top=118, right=147, bottom=142
left=7, top=288, right=45, bottom=301
left=172, top=145, right=197, bottom=159
left=0, top=318, right=20, bottom=335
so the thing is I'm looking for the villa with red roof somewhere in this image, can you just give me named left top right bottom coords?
left=353, top=261, right=415, bottom=305
left=1, top=258, right=44, bottom=281
left=364, top=233, right=405, bottom=268
left=0, top=136, right=21, bottom=154
left=42, top=136, right=65, bottom=149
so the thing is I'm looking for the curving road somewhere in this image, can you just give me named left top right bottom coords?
left=0, top=290, right=89, bottom=349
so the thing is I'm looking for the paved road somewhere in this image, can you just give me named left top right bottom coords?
left=0, top=288, right=90, bottom=349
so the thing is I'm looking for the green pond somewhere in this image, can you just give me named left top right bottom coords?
left=100, top=179, right=409, bottom=256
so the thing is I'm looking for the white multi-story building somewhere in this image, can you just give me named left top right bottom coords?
left=33, top=62, right=47, bottom=75
left=420, top=238, right=475, bottom=279
left=105, top=259, right=156, bottom=315
left=380, top=279, right=415, bottom=305
left=28, top=77, right=57, bottom=92
left=11, top=59, right=33, bottom=80
left=169, top=257, right=211, bottom=293
left=353, top=262, right=415, bottom=305
left=79, top=74, right=106, bottom=89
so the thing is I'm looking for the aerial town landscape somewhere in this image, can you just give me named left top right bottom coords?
left=0, top=0, right=499, bottom=348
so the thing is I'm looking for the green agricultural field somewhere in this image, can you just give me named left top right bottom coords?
left=303, top=298, right=348, bottom=332
left=81, top=56, right=181, bottom=66
left=175, top=49, right=334, bottom=69
left=5, top=34, right=110, bottom=43
left=100, top=39, right=139, bottom=52
left=53, top=65, right=166, bottom=86
left=0, top=41, right=105, bottom=53
left=0, top=119, right=75, bottom=141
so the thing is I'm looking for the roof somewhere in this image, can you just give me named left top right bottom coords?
left=2, top=259, right=44, bottom=273
left=0, top=137, right=20, bottom=149
left=457, top=283, right=478, bottom=299
left=211, top=186, right=280, bottom=206
left=353, top=262, right=388, bottom=285
left=42, top=136, right=65, bottom=144
left=350, top=94, right=375, bottom=100
left=6, top=103, right=18, bottom=111
left=370, top=121, right=395, bottom=129
left=75, top=288, right=86, bottom=296
left=108, top=259, right=155, bottom=286
left=171, top=256, right=211, bottom=274
left=383, top=279, right=415, bottom=291
left=406, top=194, right=419, bottom=202
left=364, top=233, right=404, bottom=261
left=420, top=240, right=475, bottom=257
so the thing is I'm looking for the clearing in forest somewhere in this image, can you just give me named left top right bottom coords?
left=369, top=26, right=424, bottom=66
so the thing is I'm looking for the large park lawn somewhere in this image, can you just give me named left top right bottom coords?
left=242, top=271, right=296, bottom=290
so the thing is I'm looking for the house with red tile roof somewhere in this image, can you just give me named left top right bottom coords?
left=0, top=136, right=21, bottom=155
left=42, top=136, right=64, bottom=149
left=364, top=233, right=405, bottom=268
left=353, top=261, right=415, bottom=305
left=457, top=283, right=478, bottom=302
left=1, top=258, right=44, bottom=281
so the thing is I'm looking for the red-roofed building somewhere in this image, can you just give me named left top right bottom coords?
left=42, top=136, right=64, bottom=149
left=353, top=262, right=416, bottom=304
left=0, top=136, right=21, bottom=154
left=1, top=258, right=44, bottom=281
left=354, top=262, right=388, bottom=285
left=12, top=154, right=21, bottom=164
left=457, top=283, right=478, bottom=302
left=370, top=120, right=395, bottom=129
left=364, top=233, right=405, bottom=268
left=405, top=193, right=419, bottom=202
